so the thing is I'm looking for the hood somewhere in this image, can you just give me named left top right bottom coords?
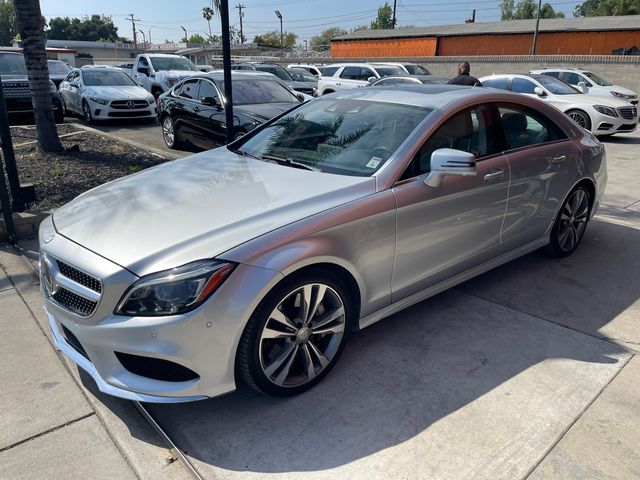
left=156, top=70, right=199, bottom=79
left=85, top=86, right=152, bottom=100
left=550, top=94, right=633, bottom=109
left=607, top=85, right=636, bottom=97
left=235, top=102, right=297, bottom=122
left=53, top=148, right=375, bottom=276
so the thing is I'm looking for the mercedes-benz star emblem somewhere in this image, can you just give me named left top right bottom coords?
left=127, top=100, right=135, bottom=109
left=40, top=254, right=59, bottom=297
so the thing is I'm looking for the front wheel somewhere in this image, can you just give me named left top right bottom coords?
left=548, top=185, right=591, bottom=257
left=566, top=109, right=592, bottom=131
left=82, top=100, right=93, bottom=124
left=237, top=272, right=352, bottom=396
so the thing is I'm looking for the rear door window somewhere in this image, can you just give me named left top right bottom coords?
left=321, top=66, right=339, bottom=77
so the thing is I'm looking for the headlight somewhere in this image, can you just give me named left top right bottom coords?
left=89, top=96, right=110, bottom=105
left=593, top=105, right=618, bottom=117
left=611, top=91, right=631, bottom=99
left=115, top=260, right=236, bottom=316
left=147, top=98, right=155, bottom=105
left=165, top=77, right=179, bottom=87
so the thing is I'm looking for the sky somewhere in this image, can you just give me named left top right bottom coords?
left=39, top=0, right=583, bottom=45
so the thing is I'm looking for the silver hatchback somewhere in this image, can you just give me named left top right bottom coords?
left=40, top=85, right=606, bottom=402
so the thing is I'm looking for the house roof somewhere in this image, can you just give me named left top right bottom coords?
left=333, top=15, right=640, bottom=41
left=45, top=39, right=136, bottom=50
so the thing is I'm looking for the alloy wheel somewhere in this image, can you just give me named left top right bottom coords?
left=162, top=117, right=175, bottom=148
left=557, top=188, right=589, bottom=252
left=258, top=283, right=346, bottom=388
left=82, top=102, right=92, bottom=123
left=568, top=110, right=588, bottom=129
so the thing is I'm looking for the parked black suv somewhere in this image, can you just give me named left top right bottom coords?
left=0, top=51, right=63, bottom=124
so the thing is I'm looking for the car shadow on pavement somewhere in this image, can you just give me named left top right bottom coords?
left=113, top=218, right=638, bottom=475
left=599, top=134, right=640, bottom=144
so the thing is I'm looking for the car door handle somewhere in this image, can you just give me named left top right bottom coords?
left=551, top=154, right=566, bottom=164
left=483, top=169, right=504, bottom=181
left=336, top=82, right=341, bottom=86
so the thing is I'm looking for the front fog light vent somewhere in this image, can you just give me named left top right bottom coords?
left=115, top=352, right=199, bottom=382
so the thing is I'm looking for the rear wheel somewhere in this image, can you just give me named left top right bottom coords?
left=548, top=185, right=591, bottom=257
left=237, top=271, right=352, bottom=396
left=566, top=109, right=591, bottom=131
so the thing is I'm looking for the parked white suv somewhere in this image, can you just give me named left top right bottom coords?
left=131, top=54, right=200, bottom=100
left=530, top=68, right=638, bottom=106
left=317, top=63, right=406, bottom=95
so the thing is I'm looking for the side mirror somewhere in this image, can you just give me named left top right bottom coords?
left=201, top=96, right=220, bottom=107
left=577, top=81, right=588, bottom=92
left=424, top=149, right=477, bottom=187
left=367, top=76, right=377, bottom=83
left=138, top=66, right=149, bottom=76
left=534, top=86, right=546, bottom=97
left=135, top=79, right=144, bottom=87
left=296, top=93, right=305, bottom=102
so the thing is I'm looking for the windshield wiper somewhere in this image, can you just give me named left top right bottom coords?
left=260, top=154, right=319, bottom=172
left=229, top=147, right=260, bottom=160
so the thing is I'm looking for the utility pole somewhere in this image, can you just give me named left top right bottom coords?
left=220, top=0, right=234, bottom=142
left=304, top=39, right=308, bottom=51
left=148, top=28, right=152, bottom=45
left=235, top=4, right=245, bottom=44
left=275, top=10, right=283, bottom=51
left=126, top=14, right=140, bottom=55
left=392, top=0, right=397, bottom=28
left=531, top=0, right=542, bottom=55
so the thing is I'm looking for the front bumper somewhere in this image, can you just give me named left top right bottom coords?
left=40, top=217, right=284, bottom=402
left=87, top=99, right=157, bottom=120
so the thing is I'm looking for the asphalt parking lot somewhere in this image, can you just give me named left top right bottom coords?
left=1, top=129, right=639, bottom=479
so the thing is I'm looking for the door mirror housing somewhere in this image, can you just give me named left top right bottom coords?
left=424, top=149, right=477, bottom=187
left=367, top=76, right=377, bottom=83
left=534, top=86, right=546, bottom=97
left=295, top=93, right=305, bottom=102
left=577, top=81, right=588, bottom=92
left=138, top=66, right=149, bottom=76
left=201, top=96, right=220, bottom=107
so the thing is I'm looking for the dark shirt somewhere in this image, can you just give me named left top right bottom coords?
left=448, top=73, right=482, bottom=86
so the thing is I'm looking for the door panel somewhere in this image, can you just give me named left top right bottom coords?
left=192, top=79, right=226, bottom=148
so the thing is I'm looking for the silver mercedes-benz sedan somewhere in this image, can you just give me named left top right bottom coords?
left=40, top=85, right=606, bottom=402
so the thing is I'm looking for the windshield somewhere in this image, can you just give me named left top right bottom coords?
left=236, top=98, right=432, bottom=176
left=535, top=75, right=579, bottom=95
left=0, top=54, right=26, bottom=75
left=375, top=66, right=407, bottom=77
left=83, top=70, right=136, bottom=86
left=218, top=78, right=299, bottom=105
left=256, top=65, right=293, bottom=81
left=48, top=61, right=71, bottom=75
left=583, top=71, right=613, bottom=86
left=288, top=69, right=316, bottom=82
left=150, top=57, right=198, bottom=72
left=405, top=64, right=430, bottom=75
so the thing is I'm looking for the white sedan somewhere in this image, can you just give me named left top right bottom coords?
left=59, top=67, right=157, bottom=123
left=480, top=73, right=637, bottom=136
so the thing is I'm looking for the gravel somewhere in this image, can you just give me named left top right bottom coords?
left=10, top=126, right=170, bottom=211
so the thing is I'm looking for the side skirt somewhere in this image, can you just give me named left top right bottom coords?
left=358, top=237, right=549, bottom=330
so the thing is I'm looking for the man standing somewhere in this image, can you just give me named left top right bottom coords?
left=448, top=62, right=482, bottom=86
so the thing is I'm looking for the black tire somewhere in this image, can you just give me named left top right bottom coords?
left=161, top=115, right=181, bottom=149
left=152, top=88, right=163, bottom=101
left=236, top=270, right=353, bottom=396
left=548, top=184, right=592, bottom=258
left=82, top=100, right=93, bottom=124
left=566, top=109, right=591, bottom=131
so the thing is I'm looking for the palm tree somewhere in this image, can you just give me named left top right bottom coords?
left=202, top=7, right=215, bottom=39
left=13, top=0, right=63, bottom=152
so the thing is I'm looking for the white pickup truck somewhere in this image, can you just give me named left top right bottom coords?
left=317, top=63, right=406, bottom=95
left=130, top=53, right=200, bottom=99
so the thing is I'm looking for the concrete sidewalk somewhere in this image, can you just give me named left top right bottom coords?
left=0, top=245, right=190, bottom=480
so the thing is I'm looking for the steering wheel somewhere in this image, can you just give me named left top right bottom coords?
left=371, top=145, right=392, bottom=158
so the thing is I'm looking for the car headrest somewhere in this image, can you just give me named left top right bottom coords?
left=502, top=112, right=528, bottom=132
left=439, top=112, right=473, bottom=138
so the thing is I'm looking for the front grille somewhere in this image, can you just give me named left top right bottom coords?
left=57, top=261, right=102, bottom=293
left=617, top=106, right=637, bottom=119
left=108, top=110, right=152, bottom=118
left=53, top=288, right=97, bottom=316
left=2, top=82, right=31, bottom=97
left=110, top=100, right=150, bottom=109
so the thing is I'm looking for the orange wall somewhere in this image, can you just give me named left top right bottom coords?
left=332, top=31, right=640, bottom=57
left=438, top=31, right=640, bottom=56
left=331, top=37, right=437, bottom=57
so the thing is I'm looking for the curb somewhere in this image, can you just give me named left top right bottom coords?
left=71, top=122, right=183, bottom=160
left=0, top=210, right=51, bottom=242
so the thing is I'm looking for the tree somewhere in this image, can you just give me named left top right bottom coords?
left=253, top=30, right=297, bottom=49
left=310, top=27, right=347, bottom=52
left=14, top=0, right=63, bottom=152
left=46, top=15, right=124, bottom=41
left=574, top=0, right=639, bottom=16
left=0, top=1, right=16, bottom=46
left=501, top=0, right=565, bottom=19
left=202, top=6, right=215, bottom=39
left=371, top=2, right=394, bottom=29
left=182, top=33, right=209, bottom=45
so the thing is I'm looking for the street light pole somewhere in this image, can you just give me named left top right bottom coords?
left=275, top=10, right=283, bottom=51
left=220, top=0, right=235, bottom=142
left=138, top=29, right=146, bottom=47
left=181, top=25, right=188, bottom=44
left=531, top=0, right=542, bottom=55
